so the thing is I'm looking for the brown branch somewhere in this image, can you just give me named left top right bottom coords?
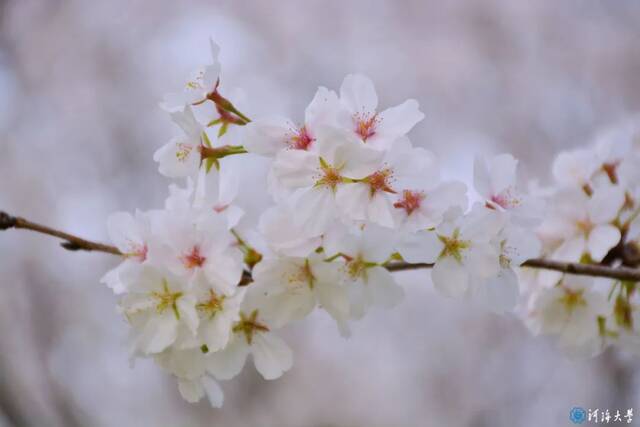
left=385, top=259, right=640, bottom=282
left=0, top=211, right=121, bottom=255
left=2, top=210, right=640, bottom=282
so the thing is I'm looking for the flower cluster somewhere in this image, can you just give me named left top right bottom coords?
left=524, top=121, right=640, bottom=357
left=101, top=40, right=639, bottom=407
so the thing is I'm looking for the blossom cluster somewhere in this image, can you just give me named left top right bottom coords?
left=101, top=40, right=640, bottom=407
left=524, top=121, right=640, bottom=357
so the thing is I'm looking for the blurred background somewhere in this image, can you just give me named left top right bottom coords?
left=1, top=0, right=640, bottom=426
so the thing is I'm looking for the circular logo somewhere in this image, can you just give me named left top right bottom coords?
left=570, top=407, right=587, bottom=424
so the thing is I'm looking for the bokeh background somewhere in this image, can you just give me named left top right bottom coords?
left=1, top=0, right=640, bottom=426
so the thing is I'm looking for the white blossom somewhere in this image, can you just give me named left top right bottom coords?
left=527, top=275, right=610, bottom=357
left=474, top=153, right=544, bottom=226
left=398, top=206, right=503, bottom=300
left=336, top=74, right=424, bottom=150
left=120, top=266, right=198, bottom=355
left=207, top=289, right=293, bottom=380
left=243, top=87, right=341, bottom=155
left=101, top=210, right=155, bottom=294
left=161, top=39, right=221, bottom=111
left=271, top=127, right=381, bottom=235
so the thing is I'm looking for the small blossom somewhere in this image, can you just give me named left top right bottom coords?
left=527, top=275, right=610, bottom=357
left=161, top=39, right=221, bottom=111
left=398, top=206, right=503, bottom=299
left=474, top=153, right=544, bottom=226
left=243, top=87, right=341, bottom=155
left=101, top=210, right=158, bottom=294
left=120, top=266, right=198, bottom=355
left=336, top=74, right=425, bottom=150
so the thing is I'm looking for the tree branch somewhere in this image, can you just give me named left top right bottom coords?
left=2, top=210, right=639, bottom=282
left=0, top=211, right=121, bottom=255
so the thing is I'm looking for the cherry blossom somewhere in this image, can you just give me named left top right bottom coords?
left=538, top=186, right=624, bottom=266
left=324, top=225, right=404, bottom=319
left=243, top=87, right=341, bottom=155
left=251, top=253, right=350, bottom=335
left=161, top=39, right=221, bottom=111
left=336, top=74, right=425, bottom=150
left=154, top=347, right=224, bottom=407
left=101, top=210, right=155, bottom=294
left=153, top=209, right=243, bottom=296
left=207, top=289, right=293, bottom=380
left=153, top=106, right=208, bottom=178
left=527, top=275, right=610, bottom=357
left=119, top=266, right=198, bottom=355
left=336, top=138, right=441, bottom=227
left=271, top=127, right=381, bottom=234
left=398, top=206, right=503, bottom=299
left=474, top=153, right=544, bottom=226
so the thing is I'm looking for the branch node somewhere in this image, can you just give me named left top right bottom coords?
left=61, top=241, right=83, bottom=251
left=0, top=211, right=17, bottom=230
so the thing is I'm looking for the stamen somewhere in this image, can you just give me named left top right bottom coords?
left=354, top=112, right=380, bottom=141
left=365, top=168, right=396, bottom=197
left=393, top=190, right=425, bottom=215
left=182, top=245, right=207, bottom=269
left=289, top=126, right=315, bottom=150
left=175, top=143, right=193, bottom=162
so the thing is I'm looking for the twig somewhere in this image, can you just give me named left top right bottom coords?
left=2, top=210, right=640, bottom=282
left=385, top=259, right=640, bottom=282
left=0, top=211, right=121, bottom=255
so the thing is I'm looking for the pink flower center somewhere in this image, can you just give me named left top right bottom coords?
left=289, top=126, right=315, bottom=150
left=365, top=168, right=396, bottom=197
left=127, top=242, right=148, bottom=262
left=354, top=112, right=380, bottom=141
left=213, top=203, right=228, bottom=213
left=393, top=190, right=425, bottom=215
left=489, top=188, right=520, bottom=210
left=182, top=245, right=207, bottom=269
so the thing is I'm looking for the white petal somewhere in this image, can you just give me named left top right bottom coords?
left=204, top=252, right=243, bottom=296
left=176, top=294, right=199, bottom=335
left=272, top=149, right=318, bottom=189
left=553, top=236, right=587, bottom=263
left=207, top=336, right=250, bottom=380
left=473, top=156, right=492, bottom=199
left=488, top=154, right=518, bottom=195
left=587, top=224, right=621, bottom=262
left=258, top=205, right=321, bottom=257
left=588, top=186, right=625, bottom=224
left=366, top=267, right=404, bottom=308
left=251, top=333, right=293, bottom=380
left=374, top=99, right=424, bottom=146
left=201, top=314, right=233, bottom=353
left=178, top=379, right=204, bottom=403
left=201, top=376, right=224, bottom=408
left=107, top=212, right=141, bottom=251
left=153, top=140, right=199, bottom=178
left=314, top=282, right=350, bottom=335
left=464, top=242, right=500, bottom=280
left=171, top=106, right=200, bottom=137
left=336, top=183, right=370, bottom=223
left=339, top=74, right=378, bottom=113
left=292, top=187, right=337, bottom=236
left=431, top=257, right=469, bottom=298
left=243, top=117, right=293, bottom=155
left=135, top=311, right=178, bottom=354
left=367, top=192, right=395, bottom=228
left=304, top=87, right=341, bottom=132
left=475, top=268, right=519, bottom=314
left=397, top=230, right=443, bottom=263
